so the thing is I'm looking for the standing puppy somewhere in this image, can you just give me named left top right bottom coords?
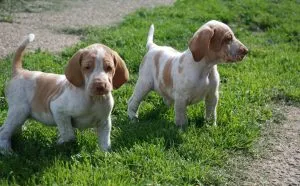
left=0, top=34, right=129, bottom=153
left=128, top=20, right=248, bottom=126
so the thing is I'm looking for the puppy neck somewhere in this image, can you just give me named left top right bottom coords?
left=184, top=48, right=217, bottom=77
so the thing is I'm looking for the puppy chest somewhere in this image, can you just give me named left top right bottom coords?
left=181, top=78, right=214, bottom=104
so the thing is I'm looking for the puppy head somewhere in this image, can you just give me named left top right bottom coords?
left=189, top=20, right=248, bottom=63
left=65, top=44, right=129, bottom=96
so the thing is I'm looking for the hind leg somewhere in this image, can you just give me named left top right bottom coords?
left=0, top=105, right=29, bottom=153
left=127, top=77, right=153, bottom=120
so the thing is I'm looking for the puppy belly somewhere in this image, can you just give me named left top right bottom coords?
left=155, top=86, right=174, bottom=105
left=71, top=117, right=100, bottom=129
left=31, top=112, right=56, bottom=126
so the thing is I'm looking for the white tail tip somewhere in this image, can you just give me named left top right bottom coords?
left=146, top=24, right=155, bottom=50
left=150, top=24, right=154, bottom=30
left=28, top=34, right=35, bottom=42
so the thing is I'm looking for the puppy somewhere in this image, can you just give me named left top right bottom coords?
left=127, top=20, right=248, bottom=126
left=0, top=34, right=129, bottom=153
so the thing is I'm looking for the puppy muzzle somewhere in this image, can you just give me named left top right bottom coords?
left=91, top=81, right=111, bottom=96
left=226, top=46, right=248, bottom=63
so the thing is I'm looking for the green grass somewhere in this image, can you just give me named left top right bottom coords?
left=0, top=0, right=300, bottom=185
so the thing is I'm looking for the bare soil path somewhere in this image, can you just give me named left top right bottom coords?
left=0, top=0, right=174, bottom=58
left=228, top=105, right=300, bottom=185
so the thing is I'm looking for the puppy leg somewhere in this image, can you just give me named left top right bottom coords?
left=53, top=114, right=75, bottom=144
left=0, top=106, right=29, bottom=153
left=127, top=78, right=153, bottom=120
left=174, top=99, right=188, bottom=128
left=205, top=90, right=218, bottom=126
left=96, top=116, right=111, bottom=151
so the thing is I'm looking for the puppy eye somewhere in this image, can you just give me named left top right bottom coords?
left=225, top=34, right=233, bottom=42
left=106, top=66, right=113, bottom=72
left=84, top=66, right=91, bottom=70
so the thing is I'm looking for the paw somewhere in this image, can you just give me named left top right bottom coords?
left=127, top=109, right=138, bottom=122
left=205, top=118, right=217, bottom=126
left=175, top=123, right=188, bottom=131
left=99, top=141, right=111, bottom=152
left=175, top=117, right=188, bottom=128
left=101, top=145, right=111, bottom=152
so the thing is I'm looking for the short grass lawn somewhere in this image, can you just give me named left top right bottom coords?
left=0, top=0, right=299, bottom=185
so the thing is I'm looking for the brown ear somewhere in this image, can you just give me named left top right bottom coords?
left=65, top=49, right=85, bottom=87
left=189, top=27, right=214, bottom=62
left=112, top=51, right=129, bottom=89
left=209, top=27, right=227, bottom=52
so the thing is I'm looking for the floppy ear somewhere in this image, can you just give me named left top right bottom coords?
left=189, top=26, right=214, bottom=62
left=112, top=51, right=129, bottom=89
left=112, top=50, right=129, bottom=89
left=65, top=49, right=85, bottom=87
left=209, top=26, right=227, bottom=52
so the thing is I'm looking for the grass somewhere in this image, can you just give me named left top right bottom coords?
left=0, top=0, right=299, bottom=185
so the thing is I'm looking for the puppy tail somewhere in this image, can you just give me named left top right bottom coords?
left=12, top=33, right=35, bottom=76
left=146, top=24, right=155, bottom=50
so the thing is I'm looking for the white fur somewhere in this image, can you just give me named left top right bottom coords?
left=146, top=24, right=155, bottom=49
left=0, top=38, right=123, bottom=153
left=19, top=33, right=35, bottom=47
left=28, top=34, right=35, bottom=43
left=128, top=20, right=248, bottom=127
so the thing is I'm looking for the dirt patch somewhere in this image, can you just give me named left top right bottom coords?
left=227, top=105, right=300, bottom=185
left=0, top=0, right=174, bottom=58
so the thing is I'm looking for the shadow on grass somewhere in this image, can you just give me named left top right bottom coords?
left=112, top=101, right=182, bottom=151
left=112, top=101, right=207, bottom=152
left=0, top=101, right=207, bottom=184
left=0, top=129, right=83, bottom=184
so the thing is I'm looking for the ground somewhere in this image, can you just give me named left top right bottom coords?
left=228, top=105, right=300, bottom=185
left=0, top=0, right=174, bottom=58
left=0, top=0, right=299, bottom=185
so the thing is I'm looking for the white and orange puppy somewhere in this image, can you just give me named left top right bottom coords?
left=128, top=20, right=248, bottom=127
left=0, top=34, right=129, bottom=153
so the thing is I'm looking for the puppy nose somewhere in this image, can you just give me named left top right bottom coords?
left=240, top=46, right=248, bottom=55
left=95, top=82, right=107, bottom=91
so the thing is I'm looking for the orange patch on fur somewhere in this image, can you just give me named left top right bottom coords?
left=19, top=70, right=34, bottom=80
left=163, top=57, right=173, bottom=88
left=31, top=73, right=65, bottom=113
left=80, top=51, right=96, bottom=75
left=159, top=81, right=172, bottom=102
left=210, top=27, right=228, bottom=52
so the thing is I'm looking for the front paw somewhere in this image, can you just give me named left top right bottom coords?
left=205, top=118, right=217, bottom=126
left=127, top=110, right=138, bottom=122
left=99, top=140, right=111, bottom=152
left=175, top=116, right=188, bottom=129
left=101, top=145, right=111, bottom=152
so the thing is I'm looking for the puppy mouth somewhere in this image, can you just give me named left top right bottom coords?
left=90, top=88, right=111, bottom=97
left=91, top=94, right=110, bottom=101
left=225, top=54, right=245, bottom=63
left=93, top=90, right=110, bottom=96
